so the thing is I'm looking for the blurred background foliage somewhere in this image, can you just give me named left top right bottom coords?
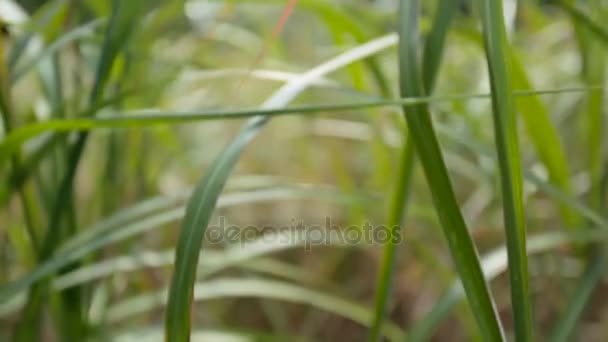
left=0, top=0, right=607, bottom=341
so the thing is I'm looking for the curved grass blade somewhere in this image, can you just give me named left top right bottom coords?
left=477, top=0, right=533, bottom=339
left=397, top=0, right=504, bottom=340
left=310, top=115, right=608, bottom=339
left=0, top=86, right=598, bottom=164
left=435, top=121, right=608, bottom=228
left=52, top=247, right=314, bottom=292
left=3, top=206, right=360, bottom=318
left=370, top=1, right=457, bottom=339
left=305, top=116, right=608, bottom=229
left=163, top=132, right=352, bottom=340
left=408, top=229, right=608, bottom=341
left=0, top=91, right=132, bottom=206
left=115, top=327, right=312, bottom=342
left=164, top=33, right=399, bottom=342
left=0, top=185, right=364, bottom=304
left=264, top=0, right=397, bottom=95
left=119, top=278, right=406, bottom=342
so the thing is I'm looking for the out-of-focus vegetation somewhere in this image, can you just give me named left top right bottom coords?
left=1, top=0, right=607, bottom=341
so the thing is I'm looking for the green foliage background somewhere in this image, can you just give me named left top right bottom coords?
left=0, top=0, right=607, bottom=341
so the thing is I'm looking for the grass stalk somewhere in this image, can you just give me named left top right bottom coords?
left=12, top=1, right=143, bottom=340
left=550, top=0, right=607, bottom=339
left=397, top=0, right=504, bottom=340
left=0, top=86, right=599, bottom=164
left=549, top=249, right=608, bottom=342
left=164, top=29, right=400, bottom=342
left=476, top=0, right=533, bottom=340
left=369, top=0, right=457, bottom=339
left=369, top=137, right=415, bottom=341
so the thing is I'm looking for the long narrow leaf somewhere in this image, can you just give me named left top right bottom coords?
left=164, top=33, right=398, bottom=341
left=0, top=185, right=363, bottom=304
left=549, top=250, right=608, bottom=342
left=0, top=86, right=598, bottom=164
left=398, top=0, right=504, bottom=340
left=124, top=278, right=405, bottom=341
left=369, top=136, right=415, bottom=341
left=511, top=51, right=578, bottom=227
left=477, top=0, right=533, bottom=339
left=421, top=0, right=458, bottom=93
left=370, top=0, right=457, bottom=339
left=550, top=0, right=607, bottom=339
left=409, top=230, right=608, bottom=341
left=553, top=0, right=608, bottom=44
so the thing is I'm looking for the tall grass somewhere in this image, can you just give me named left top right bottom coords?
left=477, top=0, right=532, bottom=340
left=0, top=0, right=607, bottom=341
left=395, top=0, right=504, bottom=340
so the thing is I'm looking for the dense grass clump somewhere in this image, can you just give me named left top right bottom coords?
left=0, top=0, right=607, bottom=341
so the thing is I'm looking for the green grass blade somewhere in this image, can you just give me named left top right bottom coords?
left=0, top=86, right=598, bottom=165
left=0, top=185, right=363, bottom=305
left=571, top=1, right=606, bottom=209
left=307, top=114, right=608, bottom=229
left=54, top=221, right=355, bottom=292
left=397, top=0, right=504, bottom=340
left=369, top=136, right=415, bottom=342
left=89, top=2, right=142, bottom=105
left=451, top=16, right=580, bottom=230
left=12, top=1, right=145, bottom=340
left=164, top=118, right=273, bottom=342
left=7, top=0, right=68, bottom=70
left=421, top=0, right=458, bottom=93
left=549, top=1, right=606, bottom=338
left=477, top=0, right=533, bottom=339
left=3, top=1, right=608, bottom=339
left=0, top=92, right=131, bottom=206
left=409, top=229, right=608, bottom=341
left=164, top=34, right=399, bottom=341
left=370, top=1, right=456, bottom=339
left=33, top=0, right=143, bottom=260
left=549, top=249, right=608, bottom=342
left=553, top=0, right=608, bottom=44
left=434, top=120, right=607, bottom=228
left=11, top=19, right=104, bottom=83
left=115, top=328, right=311, bottom=342
left=308, top=115, right=608, bottom=229
left=510, top=52, right=578, bottom=227
left=122, top=278, right=405, bottom=342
